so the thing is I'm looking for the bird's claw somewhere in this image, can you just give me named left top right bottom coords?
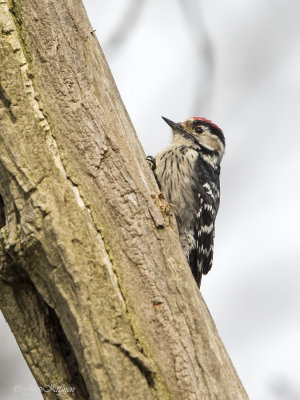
left=146, top=155, right=156, bottom=171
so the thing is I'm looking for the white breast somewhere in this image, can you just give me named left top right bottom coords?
left=155, top=144, right=198, bottom=234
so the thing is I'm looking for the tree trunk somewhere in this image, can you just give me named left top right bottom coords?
left=0, top=1, right=248, bottom=399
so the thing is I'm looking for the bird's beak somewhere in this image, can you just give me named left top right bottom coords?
left=162, top=116, right=181, bottom=133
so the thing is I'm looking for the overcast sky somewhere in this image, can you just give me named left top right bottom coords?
left=1, top=1, right=300, bottom=399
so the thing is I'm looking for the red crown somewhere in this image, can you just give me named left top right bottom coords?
left=192, top=117, right=222, bottom=132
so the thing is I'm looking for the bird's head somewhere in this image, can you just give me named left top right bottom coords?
left=162, top=116, right=225, bottom=162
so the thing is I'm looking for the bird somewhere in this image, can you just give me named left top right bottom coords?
left=148, top=116, right=225, bottom=287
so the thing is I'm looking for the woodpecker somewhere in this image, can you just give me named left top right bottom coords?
left=150, top=116, right=225, bottom=287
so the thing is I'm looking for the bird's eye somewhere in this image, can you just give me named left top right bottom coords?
left=194, top=127, right=203, bottom=134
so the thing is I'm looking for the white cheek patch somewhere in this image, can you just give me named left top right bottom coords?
left=200, top=133, right=218, bottom=150
left=200, top=133, right=224, bottom=154
left=200, top=141, right=214, bottom=151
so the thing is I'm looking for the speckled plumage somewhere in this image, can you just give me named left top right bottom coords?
left=154, top=117, right=225, bottom=287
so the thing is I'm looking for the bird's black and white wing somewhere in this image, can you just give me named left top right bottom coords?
left=190, top=158, right=220, bottom=286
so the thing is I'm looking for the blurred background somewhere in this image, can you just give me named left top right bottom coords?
left=1, top=0, right=300, bottom=399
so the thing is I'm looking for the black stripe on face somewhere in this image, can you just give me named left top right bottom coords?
left=192, top=120, right=225, bottom=146
left=210, top=126, right=225, bottom=146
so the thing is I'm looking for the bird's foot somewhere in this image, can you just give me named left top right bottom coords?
left=146, top=155, right=156, bottom=171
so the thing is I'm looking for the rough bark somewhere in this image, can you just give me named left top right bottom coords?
left=0, top=0, right=249, bottom=399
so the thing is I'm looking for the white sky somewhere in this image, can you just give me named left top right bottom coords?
left=1, top=1, right=300, bottom=399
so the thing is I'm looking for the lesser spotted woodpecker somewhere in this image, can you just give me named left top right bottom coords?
left=150, top=116, right=225, bottom=287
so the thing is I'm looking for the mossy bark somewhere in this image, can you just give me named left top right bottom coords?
left=0, top=1, right=248, bottom=399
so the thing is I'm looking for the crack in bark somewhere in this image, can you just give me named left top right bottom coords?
left=1, top=266, right=90, bottom=399
left=0, top=83, right=16, bottom=122
left=94, top=334, right=159, bottom=399
left=118, top=344, right=157, bottom=395
left=0, top=193, right=6, bottom=228
left=44, top=305, right=90, bottom=399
